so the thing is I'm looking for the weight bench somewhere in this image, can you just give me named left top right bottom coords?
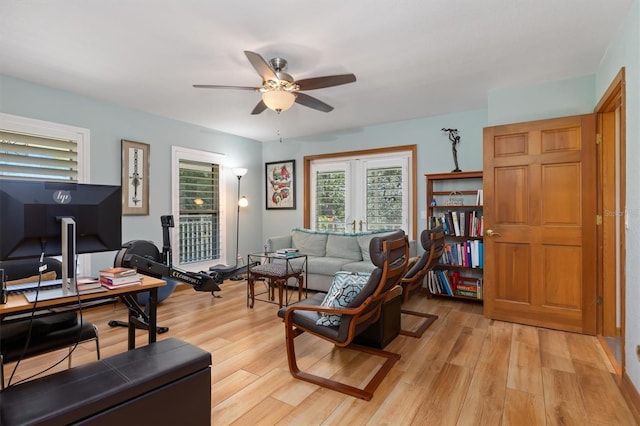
left=0, top=338, right=212, bottom=425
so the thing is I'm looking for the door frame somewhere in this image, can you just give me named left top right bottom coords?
left=595, top=67, right=626, bottom=374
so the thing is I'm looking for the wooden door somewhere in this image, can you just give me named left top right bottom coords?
left=483, top=114, right=597, bottom=334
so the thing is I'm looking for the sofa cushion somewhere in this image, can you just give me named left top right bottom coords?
left=292, top=230, right=327, bottom=257
left=326, top=234, right=363, bottom=261
left=306, top=256, right=352, bottom=276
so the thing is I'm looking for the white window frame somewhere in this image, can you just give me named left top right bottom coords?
left=171, top=146, right=227, bottom=272
left=0, top=112, right=91, bottom=274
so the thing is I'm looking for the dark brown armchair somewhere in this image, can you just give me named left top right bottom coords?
left=398, top=226, right=445, bottom=338
left=277, top=230, right=409, bottom=401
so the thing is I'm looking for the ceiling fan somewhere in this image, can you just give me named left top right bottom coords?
left=193, top=51, right=356, bottom=114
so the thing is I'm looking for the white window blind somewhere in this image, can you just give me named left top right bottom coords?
left=178, top=159, right=220, bottom=264
left=315, top=169, right=347, bottom=231
left=0, top=131, right=78, bottom=181
left=366, top=166, right=404, bottom=230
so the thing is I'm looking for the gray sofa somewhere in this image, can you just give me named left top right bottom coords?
left=266, top=228, right=415, bottom=292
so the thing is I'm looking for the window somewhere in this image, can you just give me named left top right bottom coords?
left=0, top=113, right=88, bottom=183
left=171, top=146, right=227, bottom=271
left=0, top=112, right=90, bottom=273
left=308, top=147, right=414, bottom=235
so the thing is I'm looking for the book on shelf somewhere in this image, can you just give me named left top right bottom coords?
left=99, top=267, right=137, bottom=278
left=455, top=289, right=478, bottom=298
left=451, top=211, right=461, bottom=236
left=456, top=283, right=478, bottom=292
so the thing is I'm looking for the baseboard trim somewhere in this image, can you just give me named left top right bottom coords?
left=597, top=335, right=622, bottom=376
left=621, top=373, right=640, bottom=424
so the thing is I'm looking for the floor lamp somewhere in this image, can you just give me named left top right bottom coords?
left=230, top=167, right=248, bottom=280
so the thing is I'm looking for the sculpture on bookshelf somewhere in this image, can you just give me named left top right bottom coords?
left=442, top=128, right=462, bottom=172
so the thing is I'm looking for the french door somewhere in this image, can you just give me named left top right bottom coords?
left=309, top=153, right=411, bottom=233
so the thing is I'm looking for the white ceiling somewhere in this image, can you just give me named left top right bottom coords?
left=0, top=0, right=633, bottom=142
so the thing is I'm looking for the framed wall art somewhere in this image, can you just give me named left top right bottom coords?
left=265, top=159, right=296, bottom=210
left=121, top=139, right=150, bottom=215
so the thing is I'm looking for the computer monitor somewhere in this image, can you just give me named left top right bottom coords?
left=0, top=180, right=122, bottom=292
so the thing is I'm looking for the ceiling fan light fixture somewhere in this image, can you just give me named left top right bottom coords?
left=262, top=90, right=296, bottom=113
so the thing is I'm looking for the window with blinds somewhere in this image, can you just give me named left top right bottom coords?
left=315, top=170, right=346, bottom=231
left=366, top=166, right=403, bottom=230
left=310, top=152, right=411, bottom=234
left=178, top=159, right=220, bottom=264
left=0, top=131, right=78, bottom=182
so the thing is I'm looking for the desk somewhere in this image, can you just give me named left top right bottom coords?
left=247, top=253, right=307, bottom=308
left=0, top=276, right=166, bottom=350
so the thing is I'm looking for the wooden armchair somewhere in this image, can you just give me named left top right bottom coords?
left=398, top=226, right=445, bottom=338
left=277, top=230, right=409, bottom=401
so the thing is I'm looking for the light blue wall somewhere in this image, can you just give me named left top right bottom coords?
left=487, top=74, right=596, bottom=125
left=596, top=0, right=640, bottom=392
left=4, top=7, right=638, bottom=393
left=0, top=75, right=263, bottom=274
left=261, top=109, right=488, bottom=242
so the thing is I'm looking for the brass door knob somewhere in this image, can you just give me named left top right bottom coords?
left=485, top=229, right=501, bottom=237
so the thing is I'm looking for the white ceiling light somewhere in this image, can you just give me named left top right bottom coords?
left=262, top=90, right=296, bottom=113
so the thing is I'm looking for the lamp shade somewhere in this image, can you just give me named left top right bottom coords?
left=238, top=196, right=248, bottom=208
left=262, top=90, right=296, bottom=112
left=232, top=167, right=248, bottom=177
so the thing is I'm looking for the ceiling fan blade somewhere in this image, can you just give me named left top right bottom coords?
left=295, top=93, right=334, bottom=112
left=244, top=51, right=278, bottom=82
left=251, top=100, right=268, bottom=115
left=193, top=84, right=259, bottom=91
left=296, top=73, right=356, bottom=91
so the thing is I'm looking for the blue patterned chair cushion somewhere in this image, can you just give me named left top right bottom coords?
left=316, top=271, right=371, bottom=326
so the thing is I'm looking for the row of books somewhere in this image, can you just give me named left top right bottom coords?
left=428, top=210, right=483, bottom=238
left=427, top=270, right=483, bottom=299
left=439, top=240, right=483, bottom=269
left=98, top=266, right=141, bottom=289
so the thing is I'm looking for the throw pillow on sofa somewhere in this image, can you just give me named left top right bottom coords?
left=316, top=271, right=371, bottom=326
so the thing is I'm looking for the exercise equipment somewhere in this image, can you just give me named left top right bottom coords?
left=110, top=215, right=249, bottom=334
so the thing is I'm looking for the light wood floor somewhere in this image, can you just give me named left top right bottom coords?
left=4, top=281, right=638, bottom=425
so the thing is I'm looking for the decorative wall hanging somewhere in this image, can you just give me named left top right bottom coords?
left=265, top=159, right=296, bottom=210
left=121, top=139, right=150, bottom=215
left=442, top=128, right=462, bottom=172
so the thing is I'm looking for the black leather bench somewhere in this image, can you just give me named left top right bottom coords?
left=0, top=338, right=211, bottom=425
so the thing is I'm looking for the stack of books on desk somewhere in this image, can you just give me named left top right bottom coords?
left=76, top=277, right=106, bottom=294
left=275, top=248, right=299, bottom=258
left=99, top=267, right=142, bottom=289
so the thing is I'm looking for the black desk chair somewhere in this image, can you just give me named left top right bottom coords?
left=0, top=258, right=100, bottom=389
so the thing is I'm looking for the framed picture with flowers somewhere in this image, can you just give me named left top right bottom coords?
left=265, top=159, right=296, bottom=210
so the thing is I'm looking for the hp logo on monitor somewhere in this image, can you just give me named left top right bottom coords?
left=53, top=190, right=72, bottom=204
